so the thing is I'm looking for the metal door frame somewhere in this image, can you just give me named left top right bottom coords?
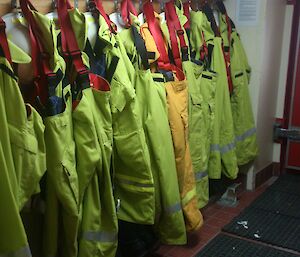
left=281, top=1, right=300, bottom=172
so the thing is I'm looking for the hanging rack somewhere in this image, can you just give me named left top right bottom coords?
left=52, top=0, right=57, bottom=9
left=11, top=0, right=20, bottom=10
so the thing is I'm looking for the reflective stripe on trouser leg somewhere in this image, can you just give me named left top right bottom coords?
left=106, top=38, right=155, bottom=224
left=209, top=37, right=238, bottom=179
left=73, top=88, right=117, bottom=257
left=43, top=86, right=79, bottom=257
left=184, top=60, right=214, bottom=209
left=137, top=71, right=186, bottom=244
left=230, top=31, right=258, bottom=165
left=111, top=83, right=155, bottom=225
left=165, top=80, right=203, bottom=232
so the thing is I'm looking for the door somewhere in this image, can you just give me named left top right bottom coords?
left=280, top=1, right=300, bottom=172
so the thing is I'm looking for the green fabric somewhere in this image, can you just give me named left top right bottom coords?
left=1, top=54, right=46, bottom=211
left=190, top=11, right=214, bottom=61
left=24, top=11, right=80, bottom=257
left=73, top=87, right=118, bottom=257
left=219, top=16, right=258, bottom=165
left=97, top=14, right=155, bottom=224
left=190, top=11, right=238, bottom=179
left=120, top=22, right=187, bottom=242
left=209, top=36, right=238, bottom=179
left=0, top=57, right=31, bottom=257
left=230, top=31, right=258, bottom=165
left=184, top=61, right=217, bottom=208
left=7, top=39, right=31, bottom=64
left=136, top=70, right=187, bottom=244
left=43, top=86, right=79, bottom=257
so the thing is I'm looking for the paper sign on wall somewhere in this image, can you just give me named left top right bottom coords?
left=236, top=0, right=259, bottom=26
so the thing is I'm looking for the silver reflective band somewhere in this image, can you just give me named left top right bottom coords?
left=116, top=178, right=154, bottom=188
left=0, top=245, right=32, bottom=257
left=235, top=127, right=256, bottom=142
left=83, top=231, right=118, bottom=243
left=210, top=144, right=221, bottom=152
left=210, top=142, right=235, bottom=154
left=165, top=202, right=182, bottom=215
left=195, top=171, right=208, bottom=181
left=210, top=127, right=256, bottom=154
left=220, top=142, right=235, bottom=154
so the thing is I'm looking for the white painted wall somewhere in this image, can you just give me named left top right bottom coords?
left=224, top=0, right=289, bottom=188
left=273, top=6, right=294, bottom=163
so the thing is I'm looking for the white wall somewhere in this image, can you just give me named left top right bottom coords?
left=224, top=0, right=288, bottom=188
left=273, top=6, right=294, bottom=163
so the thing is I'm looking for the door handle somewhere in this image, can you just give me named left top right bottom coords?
left=273, top=123, right=300, bottom=141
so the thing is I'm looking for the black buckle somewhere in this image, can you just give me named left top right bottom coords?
left=181, top=46, right=189, bottom=61
left=158, top=70, right=174, bottom=82
left=63, top=49, right=82, bottom=57
left=224, top=46, right=230, bottom=53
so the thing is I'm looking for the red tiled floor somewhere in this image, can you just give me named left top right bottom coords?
left=149, top=177, right=277, bottom=257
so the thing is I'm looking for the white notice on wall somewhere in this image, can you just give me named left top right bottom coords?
left=236, top=0, right=259, bottom=26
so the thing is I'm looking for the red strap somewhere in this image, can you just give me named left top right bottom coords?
left=183, top=2, right=190, bottom=30
left=20, top=0, right=59, bottom=105
left=143, top=1, right=185, bottom=80
left=200, top=31, right=208, bottom=60
left=89, top=73, right=110, bottom=91
left=215, top=3, right=233, bottom=93
left=20, top=0, right=53, bottom=76
left=165, top=0, right=188, bottom=70
left=0, top=18, right=12, bottom=64
left=143, top=2, right=172, bottom=70
left=57, top=0, right=88, bottom=74
left=90, top=0, right=117, bottom=33
left=121, top=0, right=138, bottom=27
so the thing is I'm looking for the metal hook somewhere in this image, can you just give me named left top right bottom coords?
left=114, top=0, right=119, bottom=12
left=52, top=0, right=57, bottom=9
left=74, top=0, right=78, bottom=8
left=139, top=0, right=143, bottom=12
left=11, top=0, right=18, bottom=9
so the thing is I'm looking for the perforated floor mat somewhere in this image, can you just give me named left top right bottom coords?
left=269, top=174, right=300, bottom=195
left=196, top=234, right=300, bottom=257
left=222, top=207, right=300, bottom=252
left=250, top=189, right=300, bottom=218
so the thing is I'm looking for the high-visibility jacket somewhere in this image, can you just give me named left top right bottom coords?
left=94, top=13, right=155, bottom=225
left=190, top=10, right=238, bottom=179
left=55, top=7, right=118, bottom=257
left=5, top=11, right=47, bottom=212
left=219, top=14, right=258, bottom=165
left=0, top=54, right=32, bottom=257
left=17, top=7, right=82, bottom=257
left=0, top=14, right=46, bottom=257
left=73, top=85, right=118, bottom=257
left=119, top=16, right=187, bottom=244
left=141, top=3, right=203, bottom=232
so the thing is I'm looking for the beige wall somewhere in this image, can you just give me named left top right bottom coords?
left=225, top=0, right=288, bottom=188
left=273, top=6, right=294, bottom=163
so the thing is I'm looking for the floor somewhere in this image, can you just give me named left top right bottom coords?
left=149, top=177, right=279, bottom=257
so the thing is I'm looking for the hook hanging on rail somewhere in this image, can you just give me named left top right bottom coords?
left=11, top=0, right=20, bottom=9
left=74, top=0, right=79, bottom=8
left=52, top=0, right=57, bottom=10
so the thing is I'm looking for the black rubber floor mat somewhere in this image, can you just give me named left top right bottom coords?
left=223, top=208, right=300, bottom=252
left=250, top=189, right=300, bottom=218
left=196, top=234, right=299, bottom=257
left=270, top=174, right=300, bottom=195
